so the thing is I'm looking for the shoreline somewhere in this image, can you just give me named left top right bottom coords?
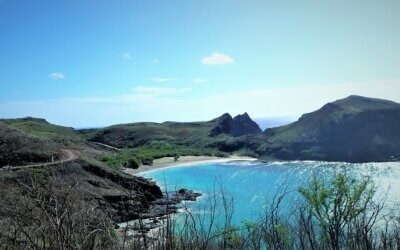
left=123, top=155, right=258, bottom=175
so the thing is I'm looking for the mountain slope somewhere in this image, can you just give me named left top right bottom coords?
left=256, top=95, right=400, bottom=162
left=0, top=122, right=61, bottom=167
left=88, top=113, right=261, bottom=149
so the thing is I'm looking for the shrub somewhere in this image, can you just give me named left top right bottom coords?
left=124, top=157, right=140, bottom=169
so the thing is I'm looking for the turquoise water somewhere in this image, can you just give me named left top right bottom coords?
left=141, top=160, right=400, bottom=225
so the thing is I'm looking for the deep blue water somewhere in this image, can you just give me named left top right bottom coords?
left=141, top=160, right=400, bottom=225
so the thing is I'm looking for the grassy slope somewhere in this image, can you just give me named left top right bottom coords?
left=0, top=117, right=231, bottom=170
left=0, top=118, right=96, bottom=167
left=88, top=119, right=228, bottom=148
left=0, top=122, right=60, bottom=166
left=87, top=117, right=237, bottom=169
left=2, top=117, right=82, bottom=141
left=2, top=95, right=400, bottom=168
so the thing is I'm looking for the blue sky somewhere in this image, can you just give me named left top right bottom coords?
left=1, top=0, right=400, bottom=127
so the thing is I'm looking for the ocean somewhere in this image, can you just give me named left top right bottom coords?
left=141, top=160, right=400, bottom=226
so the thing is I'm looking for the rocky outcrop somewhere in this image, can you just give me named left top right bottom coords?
left=140, top=189, right=202, bottom=219
left=209, top=113, right=233, bottom=136
left=82, top=163, right=163, bottom=201
left=231, top=113, right=262, bottom=136
left=210, top=113, right=261, bottom=137
left=80, top=162, right=203, bottom=223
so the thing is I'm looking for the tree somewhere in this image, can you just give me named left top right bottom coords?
left=298, top=172, right=375, bottom=250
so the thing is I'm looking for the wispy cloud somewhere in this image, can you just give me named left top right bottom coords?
left=194, top=78, right=207, bottom=83
left=122, top=52, right=133, bottom=60
left=148, top=77, right=174, bottom=83
left=201, top=52, right=234, bottom=65
left=48, top=72, right=65, bottom=80
left=152, top=59, right=160, bottom=63
left=2, top=79, right=399, bottom=127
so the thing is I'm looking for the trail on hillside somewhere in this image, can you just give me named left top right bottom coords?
left=2, top=149, right=79, bottom=170
left=90, top=142, right=121, bottom=151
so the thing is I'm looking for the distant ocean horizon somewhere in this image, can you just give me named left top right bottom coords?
left=253, top=117, right=295, bottom=130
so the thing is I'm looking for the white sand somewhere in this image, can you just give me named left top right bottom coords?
left=123, top=155, right=258, bottom=175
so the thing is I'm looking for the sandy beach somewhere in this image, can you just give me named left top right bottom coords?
left=123, top=155, right=258, bottom=175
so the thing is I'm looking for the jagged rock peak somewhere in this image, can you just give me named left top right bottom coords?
left=211, top=113, right=233, bottom=122
left=210, top=112, right=261, bottom=137
left=231, top=113, right=262, bottom=137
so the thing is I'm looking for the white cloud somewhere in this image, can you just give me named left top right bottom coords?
left=194, top=78, right=207, bottom=83
left=152, top=59, right=160, bottom=63
left=201, top=52, right=234, bottom=65
left=148, top=77, right=174, bottom=83
left=48, top=72, right=65, bottom=80
left=122, top=52, right=133, bottom=60
left=1, top=79, right=399, bottom=127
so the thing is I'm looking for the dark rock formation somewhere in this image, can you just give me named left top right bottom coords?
left=141, top=189, right=202, bottom=219
left=231, top=113, right=262, bottom=136
left=177, top=189, right=202, bottom=201
left=210, top=113, right=261, bottom=137
left=209, top=113, right=233, bottom=136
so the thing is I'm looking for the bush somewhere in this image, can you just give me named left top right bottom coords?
left=124, top=157, right=140, bottom=169
left=298, top=173, right=376, bottom=249
left=0, top=177, right=116, bottom=248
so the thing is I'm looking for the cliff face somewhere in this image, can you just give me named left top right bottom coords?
left=231, top=113, right=262, bottom=136
left=258, top=96, right=400, bottom=162
left=210, top=113, right=261, bottom=137
left=80, top=162, right=163, bottom=222
left=209, top=113, right=233, bottom=136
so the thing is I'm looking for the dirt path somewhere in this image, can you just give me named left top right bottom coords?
left=2, top=149, right=80, bottom=170
left=90, top=142, right=121, bottom=151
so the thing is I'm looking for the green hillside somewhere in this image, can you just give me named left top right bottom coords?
left=0, top=122, right=61, bottom=167
left=253, top=96, right=400, bottom=162
left=2, top=117, right=82, bottom=141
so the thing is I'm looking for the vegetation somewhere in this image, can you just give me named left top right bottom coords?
left=3, top=118, right=79, bottom=140
left=1, top=96, right=400, bottom=248
left=0, top=177, right=116, bottom=249
left=123, top=172, right=398, bottom=249
left=252, top=95, right=400, bottom=162
left=101, top=144, right=227, bottom=170
left=86, top=95, right=400, bottom=164
left=1, top=171, right=398, bottom=249
left=0, top=122, right=60, bottom=167
left=298, top=173, right=376, bottom=249
left=87, top=121, right=230, bottom=154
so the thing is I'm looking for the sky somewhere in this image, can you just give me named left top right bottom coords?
left=0, top=0, right=400, bottom=128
